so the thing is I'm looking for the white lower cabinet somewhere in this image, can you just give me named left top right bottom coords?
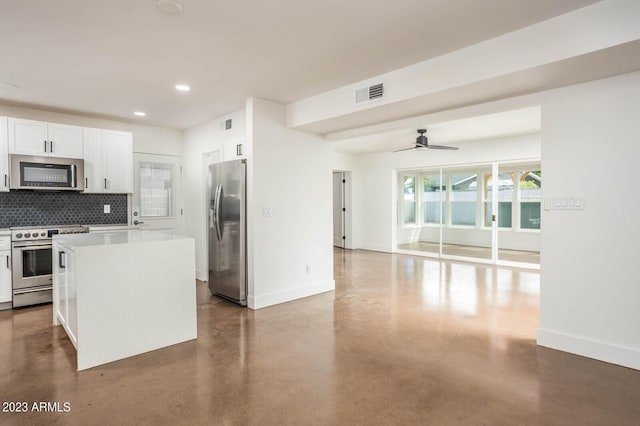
left=0, top=250, right=11, bottom=305
left=53, top=243, right=77, bottom=347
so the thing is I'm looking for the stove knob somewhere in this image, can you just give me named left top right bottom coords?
left=41, top=232, right=46, bottom=237
left=15, top=233, right=23, bottom=239
left=24, top=232, right=31, bottom=238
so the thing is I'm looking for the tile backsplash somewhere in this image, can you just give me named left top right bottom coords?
left=0, top=190, right=127, bottom=228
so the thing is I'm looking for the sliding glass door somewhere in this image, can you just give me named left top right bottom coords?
left=442, top=166, right=493, bottom=261
left=495, top=163, right=541, bottom=265
left=396, top=162, right=540, bottom=268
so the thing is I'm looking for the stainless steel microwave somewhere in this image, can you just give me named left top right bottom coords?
left=9, top=154, right=85, bottom=191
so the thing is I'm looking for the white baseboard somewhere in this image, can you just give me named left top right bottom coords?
left=358, top=243, right=392, bottom=253
left=537, top=328, right=640, bottom=370
left=195, top=269, right=207, bottom=282
left=248, top=279, right=335, bottom=310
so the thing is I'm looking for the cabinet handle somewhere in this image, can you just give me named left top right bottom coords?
left=6, top=255, right=9, bottom=269
left=104, top=178, right=107, bottom=190
left=4, top=174, right=7, bottom=188
left=237, top=144, right=242, bottom=156
left=44, top=140, right=47, bottom=153
left=50, top=141, right=54, bottom=153
left=133, top=220, right=144, bottom=225
left=85, top=177, right=88, bottom=189
left=59, top=251, right=66, bottom=269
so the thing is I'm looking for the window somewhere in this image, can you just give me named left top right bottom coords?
left=140, top=162, right=174, bottom=218
left=397, top=165, right=541, bottom=231
left=401, top=176, right=416, bottom=226
left=485, top=172, right=514, bottom=228
left=423, top=174, right=444, bottom=224
left=519, top=170, right=541, bottom=229
left=450, top=173, right=477, bottom=226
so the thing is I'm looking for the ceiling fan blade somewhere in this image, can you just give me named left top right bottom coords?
left=392, top=146, right=418, bottom=153
left=427, top=145, right=459, bottom=150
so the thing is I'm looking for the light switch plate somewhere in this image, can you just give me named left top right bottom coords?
left=546, top=195, right=585, bottom=210
left=104, top=204, right=111, bottom=214
left=262, top=207, right=272, bottom=217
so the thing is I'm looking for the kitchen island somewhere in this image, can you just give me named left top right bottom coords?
left=52, top=230, right=197, bottom=371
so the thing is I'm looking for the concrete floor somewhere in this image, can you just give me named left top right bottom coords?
left=1, top=249, right=639, bottom=424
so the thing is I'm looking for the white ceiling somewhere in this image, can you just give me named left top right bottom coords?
left=0, top=0, right=598, bottom=129
left=330, top=107, right=541, bottom=154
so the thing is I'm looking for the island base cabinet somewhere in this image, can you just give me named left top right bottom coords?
left=52, top=232, right=196, bottom=371
left=53, top=244, right=78, bottom=348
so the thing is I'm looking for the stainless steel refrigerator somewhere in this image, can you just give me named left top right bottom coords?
left=208, top=159, right=247, bottom=306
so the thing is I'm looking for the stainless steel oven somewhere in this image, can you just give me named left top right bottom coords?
left=11, top=225, right=88, bottom=308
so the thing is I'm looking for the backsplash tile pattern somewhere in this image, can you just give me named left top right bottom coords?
left=0, top=191, right=127, bottom=228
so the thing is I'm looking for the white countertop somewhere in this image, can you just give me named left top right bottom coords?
left=88, top=224, right=138, bottom=231
left=53, top=229, right=190, bottom=247
left=0, top=229, right=10, bottom=236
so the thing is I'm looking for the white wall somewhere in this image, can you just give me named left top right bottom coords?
left=0, top=104, right=183, bottom=155
left=247, top=98, right=334, bottom=309
left=183, top=109, right=246, bottom=280
left=348, top=133, right=541, bottom=252
left=538, top=72, right=640, bottom=370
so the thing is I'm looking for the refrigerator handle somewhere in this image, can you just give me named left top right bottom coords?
left=213, top=184, right=223, bottom=241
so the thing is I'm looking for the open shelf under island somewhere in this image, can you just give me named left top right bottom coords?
left=52, top=230, right=197, bottom=371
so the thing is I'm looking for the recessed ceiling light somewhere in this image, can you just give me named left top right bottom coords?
left=175, top=84, right=191, bottom=92
left=134, top=111, right=146, bottom=117
left=0, top=82, right=19, bottom=89
left=158, top=0, right=183, bottom=14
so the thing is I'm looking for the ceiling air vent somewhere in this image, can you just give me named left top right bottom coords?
left=355, top=83, right=385, bottom=104
left=225, top=119, right=232, bottom=130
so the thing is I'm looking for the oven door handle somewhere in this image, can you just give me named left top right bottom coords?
left=14, top=287, right=52, bottom=295
left=12, top=242, right=52, bottom=249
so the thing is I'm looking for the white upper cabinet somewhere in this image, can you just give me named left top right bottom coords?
left=82, top=128, right=132, bottom=194
left=8, top=118, right=83, bottom=159
left=82, top=128, right=104, bottom=193
left=223, top=139, right=247, bottom=161
left=0, top=117, right=8, bottom=192
left=7, top=118, right=47, bottom=156
left=102, top=130, right=132, bottom=193
left=47, top=123, right=84, bottom=158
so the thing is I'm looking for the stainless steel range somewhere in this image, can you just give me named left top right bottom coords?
left=11, top=225, right=89, bottom=308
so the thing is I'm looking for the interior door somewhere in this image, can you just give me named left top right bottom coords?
left=132, top=153, right=182, bottom=232
left=333, top=172, right=345, bottom=248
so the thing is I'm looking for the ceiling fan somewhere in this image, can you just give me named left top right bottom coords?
left=393, top=129, right=459, bottom=152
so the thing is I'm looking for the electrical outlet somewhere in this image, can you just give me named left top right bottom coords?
left=104, top=204, right=111, bottom=214
left=262, top=207, right=272, bottom=218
